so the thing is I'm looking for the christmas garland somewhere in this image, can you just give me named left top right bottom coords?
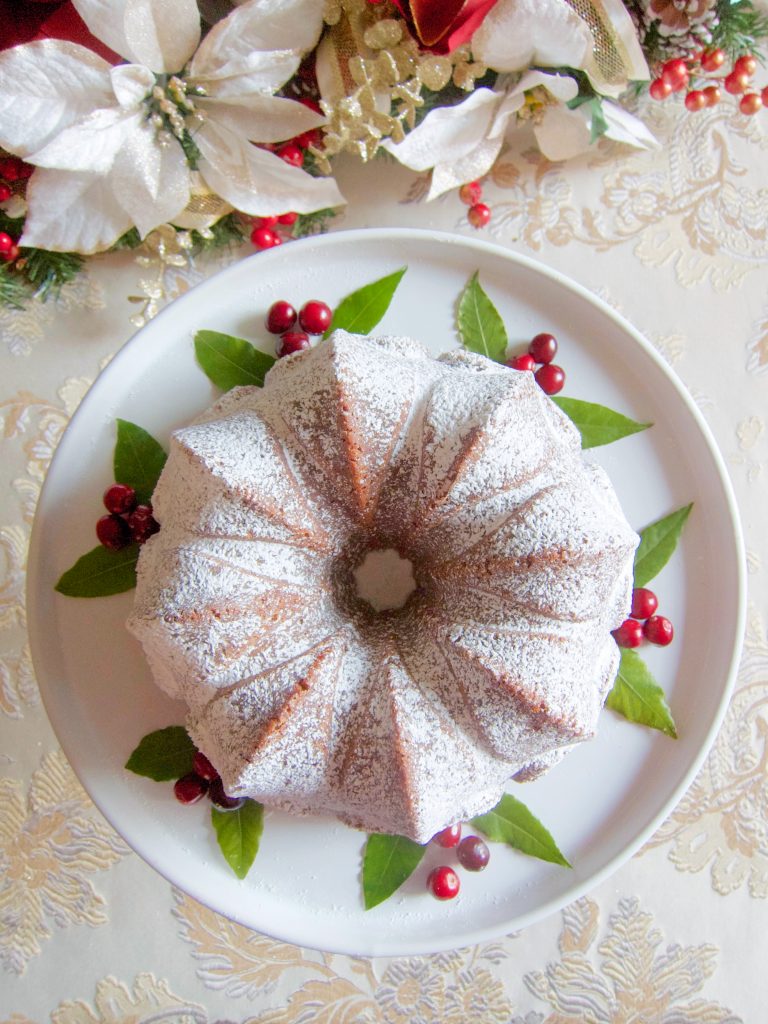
left=0, top=0, right=766, bottom=311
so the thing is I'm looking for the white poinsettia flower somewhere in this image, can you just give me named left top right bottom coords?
left=0, top=0, right=345, bottom=253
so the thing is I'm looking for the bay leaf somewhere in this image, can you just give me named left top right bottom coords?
left=125, top=725, right=196, bottom=781
left=114, top=419, right=167, bottom=504
left=633, top=503, right=693, bottom=587
left=362, top=832, right=426, bottom=909
left=54, top=543, right=139, bottom=597
left=471, top=793, right=571, bottom=867
left=211, top=799, right=264, bottom=880
left=552, top=396, right=651, bottom=449
left=325, top=266, right=407, bottom=337
left=195, top=329, right=275, bottom=391
left=457, top=271, right=507, bottom=362
left=606, top=648, right=677, bottom=737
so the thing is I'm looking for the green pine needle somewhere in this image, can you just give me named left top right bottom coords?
left=712, top=0, right=768, bottom=61
left=293, top=208, right=337, bottom=238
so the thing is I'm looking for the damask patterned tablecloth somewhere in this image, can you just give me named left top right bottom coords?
left=2, top=94, right=767, bottom=1023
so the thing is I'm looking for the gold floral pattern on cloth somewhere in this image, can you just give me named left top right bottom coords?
left=524, top=896, right=742, bottom=1022
left=746, top=303, right=768, bottom=376
left=487, top=103, right=768, bottom=292
left=172, top=888, right=514, bottom=1022
left=0, top=750, right=129, bottom=975
left=0, top=277, right=105, bottom=359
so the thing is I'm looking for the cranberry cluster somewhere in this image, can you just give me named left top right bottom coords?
left=458, top=180, right=491, bottom=229
left=0, top=156, right=34, bottom=265
left=250, top=212, right=300, bottom=251
left=507, top=332, right=566, bottom=396
left=96, top=484, right=159, bottom=551
left=650, top=51, right=766, bottom=116
left=613, top=586, right=674, bottom=648
left=265, top=298, right=333, bottom=357
left=427, top=822, right=491, bottom=900
left=174, top=750, right=244, bottom=811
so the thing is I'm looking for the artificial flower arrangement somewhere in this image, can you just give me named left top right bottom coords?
left=0, top=0, right=766, bottom=309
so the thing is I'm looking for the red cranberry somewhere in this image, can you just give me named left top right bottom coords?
left=294, top=128, right=321, bottom=148
left=649, top=78, right=672, bottom=101
left=277, top=330, right=311, bottom=357
left=661, top=58, right=688, bottom=90
left=127, top=504, right=160, bottom=544
left=2, top=244, right=19, bottom=263
left=507, top=353, right=536, bottom=372
left=278, top=211, right=298, bottom=225
left=457, top=835, right=490, bottom=871
left=96, top=514, right=131, bottom=551
left=0, top=231, right=12, bottom=254
left=251, top=226, right=279, bottom=249
left=428, top=865, right=460, bottom=900
left=528, top=332, right=558, bottom=364
left=684, top=90, right=706, bottom=112
left=193, top=751, right=220, bottom=782
left=433, top=823, right=462, bottom=848
left=612, top=618, right=643, bottom=648
left=174, top=773, right=209, bottom=804
left=265, top=299, right=297, bottom=334
left=209, top=778, right=245, bottom=811
left=0, top=184, right=11, bottom=203
left=254, top=215, right=278, bottom=228
left=644, top=615, right=674, bottom=646
left=467, top=202, right=491, bottom=228
left=459, top=181, right=482, bottom=205
left=103, top=482, right=137, bottom=515
left=298, top=300, right=332, bottom=335
left=277, top=143, right=304, bottom=167
left=535, top=364, right=565, bottom=395
left=630, top=587, right=658, bottom=620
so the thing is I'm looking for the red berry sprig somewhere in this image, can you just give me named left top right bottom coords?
left=649, top=49, right=765, bottom=118
left=613, top=587, right=675, bottom=648
left=95, top=483, right=159, bottom=550
left=507, top=331, right=566, bottom=396
left=265, top=298, right=333, bottom=358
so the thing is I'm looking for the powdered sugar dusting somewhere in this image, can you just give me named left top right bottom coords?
left=128, top=331, right=638, bottom=843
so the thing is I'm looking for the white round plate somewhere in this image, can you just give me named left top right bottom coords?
left=27, top=229, right=745, bottom=956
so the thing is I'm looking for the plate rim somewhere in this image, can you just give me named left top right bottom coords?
left=26, top=226, right=747, bottom=955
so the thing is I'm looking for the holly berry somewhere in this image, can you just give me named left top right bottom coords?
left=457, top=835, right=490, bottom=871
left=277, top=143, right=304, bottom=167
left=209, top=778, right=245, bottom=811
left=433, top=823, right=462, bottom=848
left=251, top=226, right=279, bottom=249
left=265, top=299, right=297, bottom=334
left=0, top=158, right=20, bottom=181
left=508, top=353, right=536, bottom=372
left=762, top=86, right=768, bottom=107
left=724, top=71, right=750, bottom=95
left=534, top=363, right=565, bottom=395
left=649, top=78, right=672, bottom=101
left=739, top=92, right=762, bottom=115
left=734, top=54, right=757, bottom=78
left=0, top=184, right=10, bottom=203
left=96, top=513, right=131, bottom=551
left=630, top=587, right=658, bottom=620
left=0, top=232, right=13, bottom=254
left=193, top=751, right=220, bottom=782
left=644, top=615, right=674, bottom=646
left=684, top=90, right=706, bottom=112
left=428, top=865, right=460, bottom=900
left=277, top=330, right=311, bottom=357
left=459, top=181, right=483, bottom=205
left=528, top=332, right=558, bottom=364
left=254, top=215, right=278, bottom=228
left=612, top=618, right=643, bottom=648
left=703, top=85, right=721, bottom=107
left=700, top=48, right=725, bottom=72
left=661, top=59, right=689, bottom=91
left=467, top=203, right=491, bottom=228
left=278, top=211, right=298, bottom=226
left=127, top=504, right=160, bottom=544
left=2, top=244, right=19, bottom=263
left=298, top=300, right=332, bottom=335
left=174, top=773, right=209, bottom=804
left=103, top=483, right=137, bottom=515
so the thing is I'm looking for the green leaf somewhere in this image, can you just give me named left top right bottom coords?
left=471, top=794, right=571, bottom=867
left=54, top=544, right=139, bottom=597
left=457, top=271, right=508, bottom=362
left=125, top=725, right=197, bottom=781
left=325, top=266, right=407, bottom=337
left=588, top=97, right=609, bottom=143
left=606, top=648, right=677, bottom=737
left=362, top=833, right=426, bottom=909
left=551, top=397, right=652, bottom=449
left=194, top=330, right=275, bottom=391
left=114, top=419, right=167, bottom=504
left=211, top=799, right=264, bottom=879
left=633, top=503, right=693, bottom=587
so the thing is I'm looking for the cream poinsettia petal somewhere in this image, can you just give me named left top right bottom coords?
left=533, top=105, right=593, bottom=161
left=471, top=0, right=592, bottom=72
left=191, top=0, right=324, bottom=83
left=429, top=137, right=504, bottom=200
left=27, top=107, right=140, bottom=173
left=510, top=69, right=580, bottom=104
left=190, top=51, right=303, bottom=100
left=110, top=63, right=155, bottom=108
left=601, top=102, right=660, bottom=149
left=195, top=121, right=344, bottom=215
left=72, top=0, right=201, bottom=73
left=20, top=168, right=133, bottom=253
left=199, top=95, right=325, bottom=143
left=0, top=41, right=113, bottom=156
left=111, top=121, right=191, bottom=236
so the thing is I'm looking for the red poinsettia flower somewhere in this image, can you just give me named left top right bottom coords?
left=389, top=0, right=500, bottom=54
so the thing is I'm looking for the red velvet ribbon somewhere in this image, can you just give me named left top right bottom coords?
left=0, top=0, right=120, bottom=62
left=389, top=0, right=499, bottom=54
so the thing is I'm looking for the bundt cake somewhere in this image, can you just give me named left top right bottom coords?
left=127, top=330, right=638, bottom=843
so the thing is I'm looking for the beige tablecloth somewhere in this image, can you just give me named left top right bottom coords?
left=3, top=93, right=767, bottom=1022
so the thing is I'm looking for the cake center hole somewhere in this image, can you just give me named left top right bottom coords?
left=353, top=548, right=416, bottom=612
